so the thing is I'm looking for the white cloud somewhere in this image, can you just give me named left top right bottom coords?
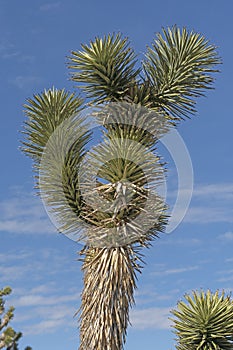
left=151, top=265, right=199, bottom=276
left=0, top=218, right=54, bottom=234
left=0, top=40, right=17, bottom=59
left=0, top=251, right=33, bottom=263
left=183, top=207, right=233, bottom=224
left=159, top=237, right=201, bottom=246
left=14, top=304, right=75, bottom=335
left=226, top=257, right=233, bottom=262
left=40, top=2, right=60, bottom=11
left=168, top=183, right=233, bottom=200
left=130, top=307, right=171, bottom=330
left=10, top=75, right=43, bottom=90
left=0, top=265, right=28, bottom=282
left=11, top=285, right=80, bottom=335
left=217, top=275, right=233, bottom=283
left=29, top=284, right=57, bottom=295
left=0, top=253, right=82, bottom=333
left=215, top=265, right=233, bottom=283
left=167, top=182, right=233, bottom=225
left=0, top=40, right=34, bottom=62
left=219, top=231, right=233, bottom=241
left=134, top=287, right=181, bottom=308
left=0, top=247, right=80, bottom=286
left=0, top=194, right=55, bottom=235
left=14, top=292, right=80, bottom=308
left=192, top=183, right=233, bottom=199
left=24, top=319, right=65, bottom=335
left=164, top=266, right=199, bottom=274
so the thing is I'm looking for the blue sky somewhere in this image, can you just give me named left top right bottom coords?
left=0, top=0, right=233, bottom=349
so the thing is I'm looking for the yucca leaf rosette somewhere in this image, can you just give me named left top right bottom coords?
left=171, top=290, right=233, bottom=350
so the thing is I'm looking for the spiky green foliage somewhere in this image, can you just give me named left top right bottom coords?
left=143, top=26, right=220, bottom=119
left=21, top=88, right=93, bottom=243
left=22, top=88, right=84, bottom=163
left=69, top=33, right=139, bottom=104
left=77, top=104, right=167, bottom=247
left=78, top=140, right=165, bottom=246
left=171, top=290, right=233, bottom=350
left=69, top=28, right=220, bottom=122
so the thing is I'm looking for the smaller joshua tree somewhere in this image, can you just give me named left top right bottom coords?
left=170, top=290, right=233, bottom=350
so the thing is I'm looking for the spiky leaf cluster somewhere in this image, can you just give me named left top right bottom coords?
left=21, top=88, right=92, bottom=224
left=22, top=88, right=84, bottom=163
left=69, top=34, right=139, bottom=104
left=144, top=26, right=220, bottom=119
left=171, top=290, right=233, bottom=350
left=94, top=101, right=169, bottom=148
left=69, top=28, right=220, bottom=122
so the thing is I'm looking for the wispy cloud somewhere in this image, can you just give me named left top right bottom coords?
left=151, top=265, right=199, bottom=276
left=23, top=317, right=72, bottom=335
left=168, top=183, right=233, bottom=201
left=40, top=2, right=61, bottom=11
left=216, top=270, right=233, bottom=283
left=130, top=307, right=171, bottom=330
left=134, top=287, right=181, bottom=307
left=217, top=275, right=233, bottom=283
left=218, top=231, right=233, bottom=241
left=24, top=318, right=67, bottom=335
left=192, top=183, right=233, bottom=199
left=215, top=263, right=233, bottom=283
left=168, top=182, right=233, bottom=225
left=0, top=40, right=34, bottom=62
left=9, top=75, right=43, bottom=90
left=0, top=247, right=80, bottom=284
left=0, top=193, right=55, bottom=235
left=12, top=289, right=79, bottom=335
left=1, top=249, right=82, bottom=335
left=14, top=291, right=80, bottom=308
left=183, top=207, right=233, bottom=224
left=0, top=40, right=17, bottom=59
left=159, top=237, right=201, bottom=246
left=0, top=250, right=33, bottom=263
left=226, top=257, right=233, bottom=262
left=0, top=265, right=29, bottom=282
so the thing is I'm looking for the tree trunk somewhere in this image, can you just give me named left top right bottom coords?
left=78, top=246, right=142, bottom=350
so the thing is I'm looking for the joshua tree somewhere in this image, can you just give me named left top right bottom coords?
left=170, top=290, right=233, bottom=350
left=21, top=27, right=219, bottom=349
